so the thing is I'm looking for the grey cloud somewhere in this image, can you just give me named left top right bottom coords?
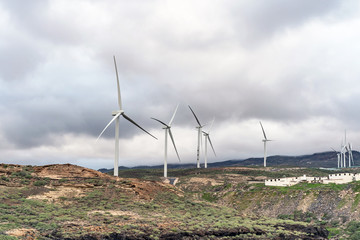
left=1, top=0, right=360, bottom=168
left=0, top=42, right=47, bottom=82
left=229, top=0, right=343, bottom=45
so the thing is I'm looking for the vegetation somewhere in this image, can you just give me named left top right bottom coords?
left=5, top=164, right=360, bottom=239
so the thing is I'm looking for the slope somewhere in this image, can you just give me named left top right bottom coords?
left=0, top=163, right=329, bottom=239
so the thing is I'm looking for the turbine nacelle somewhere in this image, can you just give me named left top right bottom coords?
left=112, top=110, right=124, bottom=116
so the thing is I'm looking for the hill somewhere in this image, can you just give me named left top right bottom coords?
left=99, top=151, right=359, bottom=174
left=0, top=163, right=333, bottom=239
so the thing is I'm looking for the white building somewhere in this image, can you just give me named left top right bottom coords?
left=265, top=173, right=360, bottom=186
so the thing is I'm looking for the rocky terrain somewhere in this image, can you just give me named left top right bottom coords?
left=2, top=163, right=357, bottom=239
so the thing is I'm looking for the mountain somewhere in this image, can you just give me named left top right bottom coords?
left=236, top=151, right=360, bottom=168
left=99, top=151, right=359, bottom=173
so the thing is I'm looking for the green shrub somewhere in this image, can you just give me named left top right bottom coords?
left=202, top=193, right=217, bottom=202
left=347, top=221, right=360, bottom=234
left=20, top=179, right=30, bottom=185
left=11, top=171, right=32, bottom=179
left=35, top=222, right=58, bottom=231
left=350, top=232, right=360, bottom=240
left=33, top=180, right=47, bottom=186
left=0, top=236, right=18, bottom=240
left=1, top=176, right=9, bottom=181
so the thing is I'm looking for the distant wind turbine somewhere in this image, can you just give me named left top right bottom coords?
left=343, top=130, right=354, bottom=168
left=189, top=105, right=205, bottom=168
left=97, top=56, right=157, bottom=177
left=331, top=147, right=340, bottom=168
left=202, top=118, right=216, bottom=169
left=340, top=141, right=347, bottom=168
left=348, top=143, right=354, bottom=167
left=151, top=104, right=181, bottom=178
left=260, top=121, right=272, bottom=167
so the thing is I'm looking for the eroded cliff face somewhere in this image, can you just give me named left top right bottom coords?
left=237, top=186, right=360, bottom=225
left=173, top=167, right=360, bottom=230
left=180, top=176, right=360, bottom=227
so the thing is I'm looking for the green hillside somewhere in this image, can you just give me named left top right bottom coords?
left=4, top=164, right=360, bottom=239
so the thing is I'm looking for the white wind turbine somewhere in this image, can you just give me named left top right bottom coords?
left=260, top=121, right=272, bottom=167
left=97, top=56, right=157, bottom=177
left=340, top=142, right=345, bottom=168
left=344, top=130, right=354, bottom=168
left=189, top=105, right=205, bottom=168
left=202, top=118, right=216, bottom=169
left=331, top=147, right=340, bottom=168
left=151, top=104, right=181, bottom=178
left=348, top=143, right=354, bottom=167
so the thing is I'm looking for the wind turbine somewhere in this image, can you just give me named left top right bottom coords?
left=343, top=130, right=354, bottom=168
left=341, top=142, right=347, bottom=168
left=189, top=105, right=205, bottom=168
left=151, top=104, right=181, bottom=178
left=339, top=142, right=344, bottom=168
left=260, top=121, right=272, bottom=167
left=331, top=147, right=340, bottom=168
left=97, top=56, right=157, bottom=177
left=202, top=118, right=216, bottom=169
left=348, top=143, right=354, bottom=167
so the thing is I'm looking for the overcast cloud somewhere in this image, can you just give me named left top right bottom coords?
left=1, top=0, right=360, bottom=169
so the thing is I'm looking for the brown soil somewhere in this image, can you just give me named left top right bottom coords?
left=0, top=163, right=181, bottom=202
left=31, top=164, right=114, bottom=179
left=27, top=186, right=88, bottom=202
left=5, top=228, right=38, bottom=239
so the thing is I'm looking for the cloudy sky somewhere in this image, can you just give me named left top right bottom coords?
left=1, top=0, right=360, bottom=170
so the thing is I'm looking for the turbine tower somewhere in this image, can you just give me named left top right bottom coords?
left=331, top=147, right=340, bottom=168
left=260, top=121, right=271, bottom=167
left=343, top=130, right=354, bottom=168
left=341, top=142, right=347, bottom=168
left=340, top=142, right=344, bottom=168
left=151, top=104, right=181, bottom=178
left=202, top=118, right=216, bottom=168
left=346, top=145, right=351, bottom=168
left=97, top=56, right=157, bottom=177
left=348, top=143, right=354, bottom=167
left=189, top=106, right=205, bottom=168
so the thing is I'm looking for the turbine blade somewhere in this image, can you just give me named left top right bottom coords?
left=168, top=129, right=181, bottom=162
left=188, top=105, right=201, bottom=126
left=113, top=56, right=123, bottom=110
left=122, top=113, right=157, bottom=139
left=168, top=104, right=179, bottom=126
left=208, top=135, right=216, bottom=157
left=97, top=113, right=121, bottom=141
left=151, top=117, right=169, bottom=127
left=330, top=147, right=337, bottom=153
left=259, top=121, right=267, bottom=140
left=208, top=118, right=215, bottom=133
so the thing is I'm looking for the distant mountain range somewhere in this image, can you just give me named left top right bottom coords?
left=98, top=151, right=359, bottom=173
